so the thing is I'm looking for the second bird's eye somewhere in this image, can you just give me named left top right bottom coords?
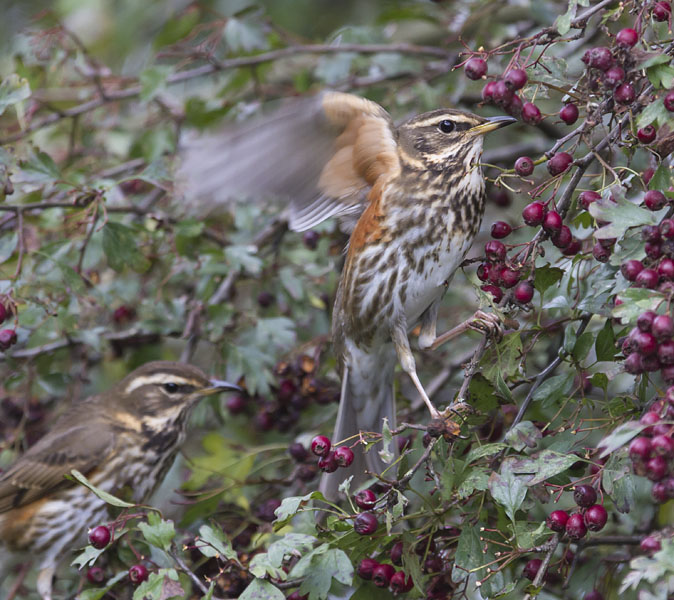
left=438, top=119, right=455, bottom=133
left=163, top=383, right=179, bottom=394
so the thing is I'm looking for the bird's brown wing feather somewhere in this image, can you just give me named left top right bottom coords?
left=176, top=91, right=400, bottom=232
left=0, top=423, right=115, bottom=512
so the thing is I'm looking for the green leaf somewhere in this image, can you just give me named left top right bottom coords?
left=613, top=287, right=664, bottom=322
left=0, top=232, right=17, bottom=264
left=505, top=421, right=541, bottom=452
left=508, top=450, right=580, bottom=485
left=598, top=420, right=642, bottom=458
left=595, top=319, right=616, bottom=361
left=102, top=222, right=151, bottom=272
left=488, top=468, right=526, bottom=522
left=139, top=65, right=171, bottom=102
left=240, top=579, right=285, bottom=600
left=224, top=244, right=263, bottom=274
left=532, top=372, right=574, bottom=406
left=602, top=454, right=635, bottom=513
left=590, top=196, right=658, bottom=240
left=465, top=443, right=507, bottom=464
left=533, top=265, right=564, bottom=294
left=267, top=533, right=316, bottom=567
left=69, top=469, right=135, bottom=507
left=71, top=544, right=106, bottom=569
left=467, top=373, right=499, bottom=411
left=274, top=492, right=321, bottom=523
left=0, top=74, right=30, bottom=116
left=20, top=150, right=61, bottom=183
left=649, top=164, right=673, bottom=191
left=133, top=570, right=184, bottom=600
left=637, top=98, right=670, bottom=128
left=196, top=524, right=239, bottom=561
left=249, top=553, right=287, bottom=580
left=289, top=545, right=353, bottom=599
left=452, top=527, right=483, bottom=582
left=555, top=1, right=575, bottom=35
left=78, top=572, right=127, bottom=600
left=138, top=512, right=175, bottom=552
left=573, top=331, right=594, bottom=362
left=640, top=54, right=672, bottom=69
left=223, top=18, right=267, bottom=52
left=457, top=467, right=490, bottom=499
left=512, top=521, right=549, bottom=549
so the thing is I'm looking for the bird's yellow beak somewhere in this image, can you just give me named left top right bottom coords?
left=470, top=115, right=517, bottom=135
left=202, top=378, right=242, bottom=395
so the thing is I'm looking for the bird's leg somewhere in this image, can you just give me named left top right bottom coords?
left=418, top=296, right=441, bottom=350
left=390, top=322, right=440, bottom=419
left=36, top=566, right=54, bottom=600
left=430, top=310, right=503, bottom=351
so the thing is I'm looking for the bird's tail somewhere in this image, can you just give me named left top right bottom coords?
left=319, top=343, right=398, bottom=502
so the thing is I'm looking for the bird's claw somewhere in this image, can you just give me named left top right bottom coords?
left=469, top=310, right=503, bottom=341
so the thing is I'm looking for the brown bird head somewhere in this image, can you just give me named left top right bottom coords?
left=396, top=110, right=517, bottom=173
left=113, top=361, right=241, bottom=422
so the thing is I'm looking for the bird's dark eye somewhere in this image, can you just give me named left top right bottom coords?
left=438, top=119, right=455, bottom=133
left=163, top=383, right=179, bottom=394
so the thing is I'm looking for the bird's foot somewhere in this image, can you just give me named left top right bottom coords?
left=468, top=310, right=503, bottom=341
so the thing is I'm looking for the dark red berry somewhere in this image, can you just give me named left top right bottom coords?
left=645, top=190, right=667, bottom=211
left=504, top=68, right=527, bottom=90
left=629, top=436, right=652, bottom=460
left=653, top=1, right=672, bottom=22
left=88, top=525, right=111, bottom=549
left=652, top=434, right=674, bottom=457
left=481, top=81, right=497, bottom=102
left=616, top=28, right=639, bottom=47
left=662, top=339, right=674, bottom=364
left=573, top=484, right=597, bottom=507
left=584, top=504, right=608, bottom=532
left=226, top=395, right=247, bottom=415
left=640, top=535, right=662, bottom=554
left=357, top=558, right=380, bottom=580
left=477, top=262, right=489, bottom=282
left=547, top=152, right=573, bottom=175
left=318, top=451, right=339, bottom=473
left=641, top=411, right=661, bottom=434
left=297, top=464, right=318, bottom=481
left=514, top=281, right=534, bottom=304
left=288, top=442, right=309, bottom=462
left=515, top=156, right=534, bottom=176
left=521, top=102, right=542, bottom=125
left=277, top=379, right=297, bottom=401
left=390, top=571, right=414, bottom=593
left=390, top=540, right=403, bottom=566
left=256, top=498, right=281, bottom=522
left=624, top=353, right=644, bottom=374
left=565, top=513, right=588, bottom=540
left=424, top=555, right=443, bottom=574
left=644, top=168, right=656, bottom=184
left=661, top=220, right=674, bottom=239
left=465, top=58, right=488, bottom=80
left=638, top=125, right=657, bottom=144
left=354, top=512, right=379, bottom=535
left=302, top=230, right=320, bottom=250
left=112, top=305, right=135, bottom=323
left=523, top=558, right=542, bottom=581
left=560, top=103, right=579, bottom=125
left=492, top=80, right=513, bottom=106
left=579, top=190, right=601, bottom=210
left=334, top=446, right=354, bottom=467
left=501, top=268, right=520, bottom=288
left=354, top=489, right=377, bottom=510
left=491, top=221, right=513, bottom=238
left=665, top=90, right=674, bottom=111
left=0, top=329, right=17, bottom=351
left=635, top=268, right=659, bottom=289
left=542, top=210, right=563, bottom=233
left=551, top=225, right=572, bottom=249
left=584, top=591, right=605, bottom=600
left=615, top=83, right=636, bottom=104
left=481, top=284, right=503, bottom=303
left=562, top=237, right=582, bottom=256
left=506, top=93, right=523, bottom=117
left=604, top=66, right=625, bottom=87
left=635, top=331, right=658, bottom=355
left=490, top=189, right=511, bottom=206
left=592, top=242, right=610, bottom=262
left=310, top=435, right=331, bottom=457
left=86, top=566, right=105, bottom=585
left=129, top=564, right=149, bottom=585
left=621, top=259, right=644, bottom=281
left=653, top=314, right=674, bottom=339
left=646, top=455, right=668, bottom=481
left=546, top=510, right=569, bottom=532
left=645, top=241, right=662, bottom=259
left=287, top=591, right=308, bottom=600
left=638, top=311, right=657, bottom=331
left=0, top=303, right=7, bottom=325
left=652, top=480, right=670, bottom=502
left=581, top=46, right=613, bottom=71
left=485, top=240, right=506, bottom=262
left=522, top=201, right=546, bottom=226
left=372, top=563, right=395, bottom=587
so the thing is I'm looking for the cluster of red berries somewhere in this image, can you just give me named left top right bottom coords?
left=521, top=201, right=579, bottom=254
left=309, top=434, right=355, bottom=473
left=86, top=524, right=149, bottom=586
left=544, top=484, right=608, bottom=542
left=226, top=357, right=338, bottom=433
left=0, top=300, right=16, bottom=351
left=477, top=236, right=534, bottom=305
left=619, top=222, right=674, bottom=291
left=620, top=310, right=674, bottom=378
left=628, top=396, right=674, bottom=502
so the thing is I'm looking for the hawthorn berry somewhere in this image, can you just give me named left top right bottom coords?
left=88, top=525, right=111, bottom=549
left=288, top=442, right=309, bottom=462
left=302, top=230, right=320, bottom=250
left=640, top=535, right=662, bottom=554
left=551, top=225, right=573, bottom=249
left=481, top=284, right=504, bottom=303
left=485, top=240, right=506, bottom=262
left=565, top=513, right=587, bottom=540
left=560, top=103, right=579, bottom=125
left=637, top=310, right=657, bottom=331
left=334, top=446, right=354, bottom=467
left=546, top=510, right=569, bottom=532
left=0, top=329, right=17, bottom=351
left=584, top=591, right=605, bottom=600
left=465, top=58, right=488, bottom=80
left=581, top=46, right=613, bottom=71
left=646, top=455, right=668, bottom=481
left=521, top=102, right=542, bottom=125
left=372, top=564, right=395, bottom=587
left=354, top=512, right=379, bottom=535
left=653, top=315, right=674, bottom=339
left=542, top=210, right=563, bottom=233
left=501, top=268, right=520, bottom=288
left=604, top=66, right=625, bottom=87
left=492, top=80, right=513, bottom=106
left=504, top=68, right=527, bottom=90
left=584, top=504, right=608, bottom=532
left=614, top=83, right=635, bottom=104
left=573, top=484, right=597, bottom=507
left=638, top=125, right=657, bottom=144
left=616, top=28, right=638, bottom=47
left=522, top=201, right=546, bottom=226
left=491, top=221, right=512, bottom=238
left=515, top=156, right=534, bottom=176
left=523, top=558, right=542, bottom=581
left=651, top=434, right=674, bottom=457
left=641, top=411, right=661, bottom=434
left=629, top=436, right=653, bottom=460
left=354, top=489, right=377, bottom=510
left=592, top=242, right=610, bottom=263
left=129, top=564, right=149, bottom=585
left=514, top=281, right=534, bottom=304
left=653, top=1, right=672, bottom=22
left=390, top=540, right=403, bottom=565
left=635, top=268, right=659, bottom=289
left=310, top=435, right=331, bottom=457
left=481, top=81, right=497, bottom=102
left=547, top=152, right=573, bottom=175
left=357, top=558, right=379, bottom=580
left=579, top=190, right=601, bottom=209
left=86, top=566, right=105, bottom=585
left=318, top=451, right=339, bottom=472
left=665, top=90, right=674, bottom=111
left=390, top=571, right=414, bottom=593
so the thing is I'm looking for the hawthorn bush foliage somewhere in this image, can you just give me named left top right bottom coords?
left=1, top=1, right=674, bottom=599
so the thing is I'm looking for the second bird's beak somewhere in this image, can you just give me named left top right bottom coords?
left=202, top=378, right=243, bottom=395
left=470, top=115, right=518, bottom=135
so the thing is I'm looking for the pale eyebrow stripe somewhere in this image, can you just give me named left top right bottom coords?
left=124, top=374, right=197, bottom=393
